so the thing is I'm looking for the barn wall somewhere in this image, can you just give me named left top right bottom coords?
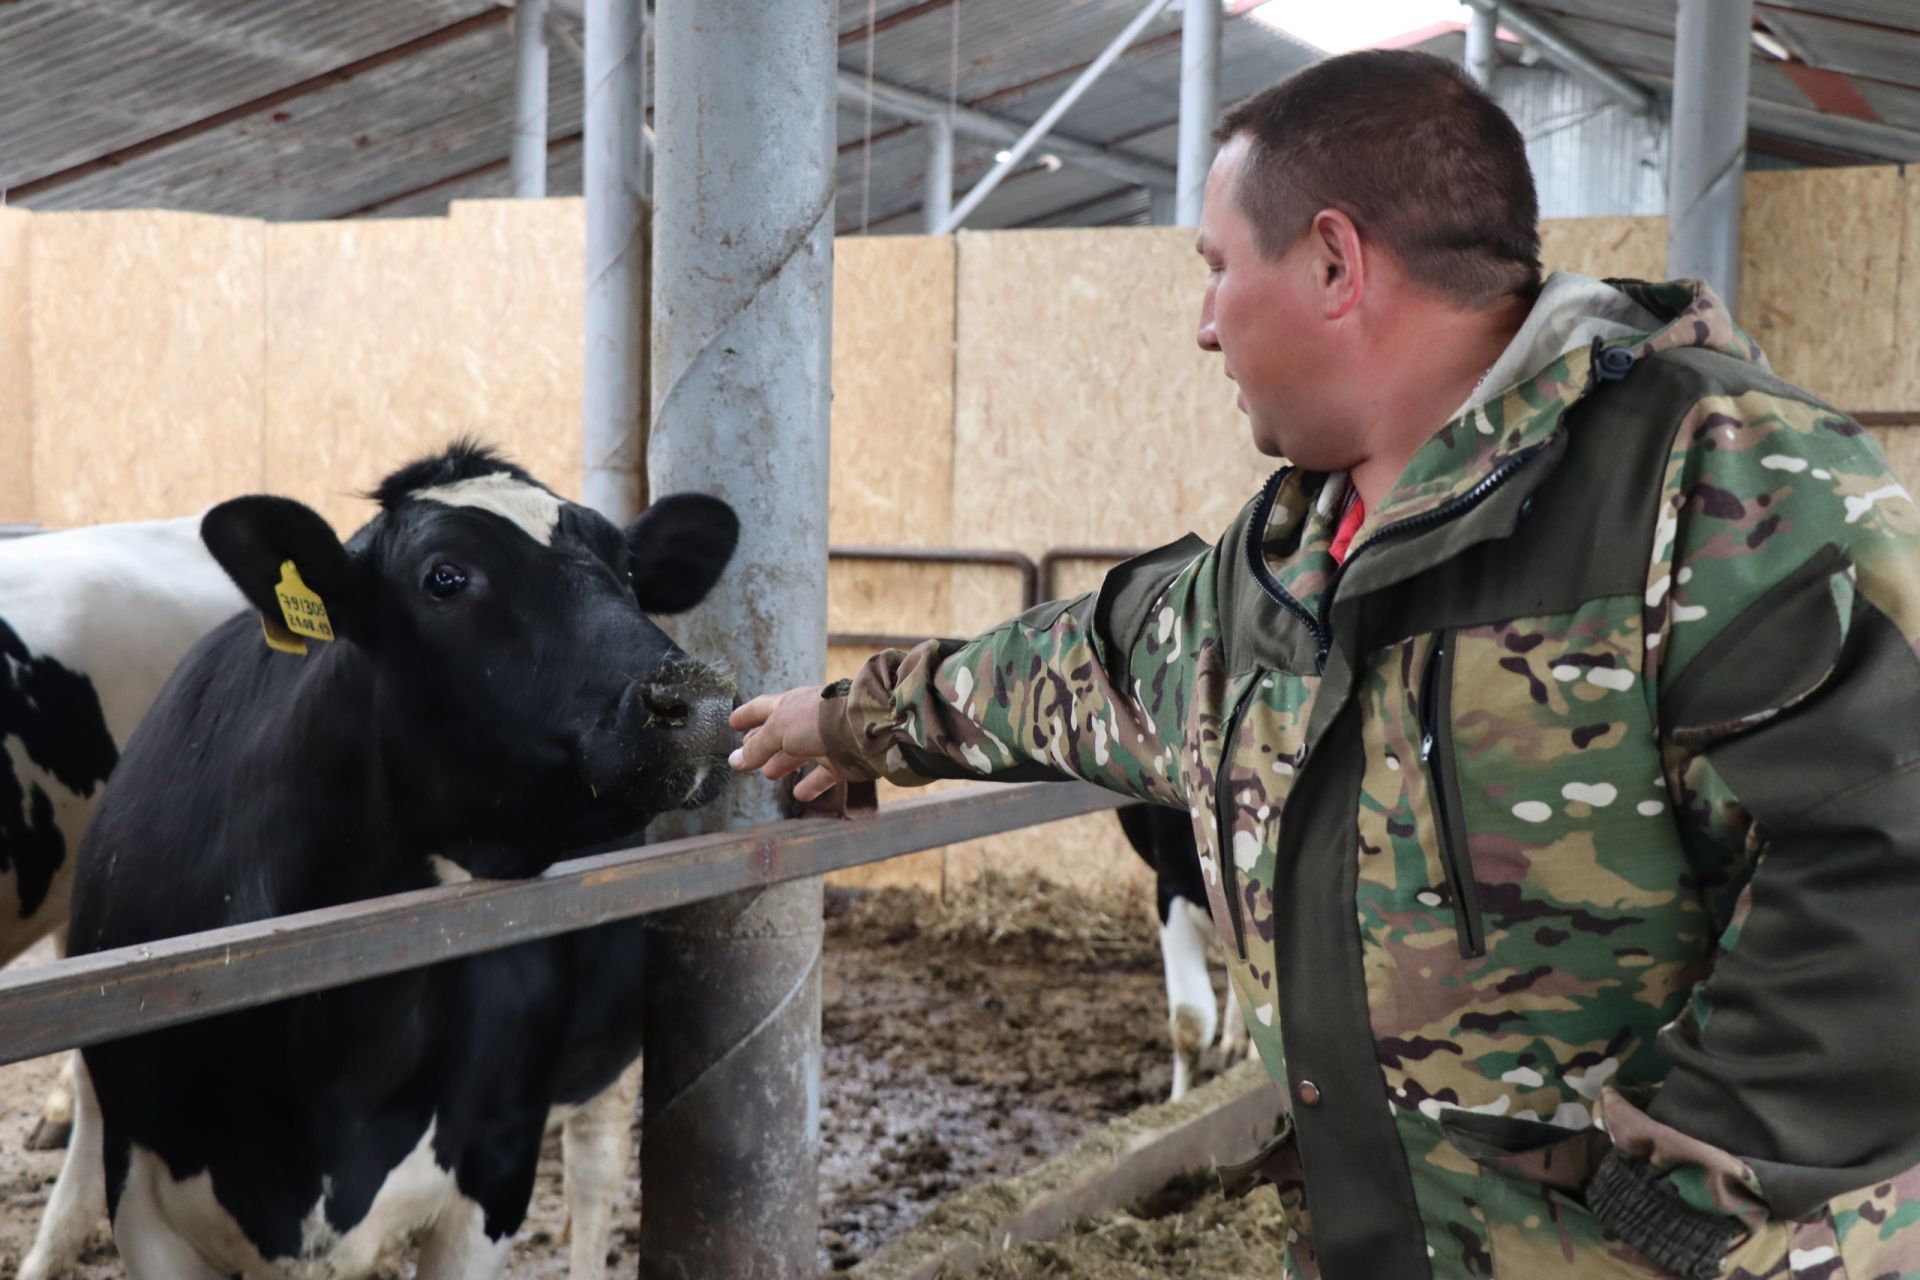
left=5, top=167, right=1916, bottom=894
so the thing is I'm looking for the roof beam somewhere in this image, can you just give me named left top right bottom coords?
left=1460, top=0, right=1652, bottom=114
left=1633, top=71, right=1920, bottom=163
left=837, top=71, right=1175, bottom=192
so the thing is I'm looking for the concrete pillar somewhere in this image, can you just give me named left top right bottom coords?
left=924, top=117, right=954, bottom=234
left=1465, top=4, right=1497, bottom=91
left=582, top=0, right=647, bottom=520
left=510, top=0, right=549, bottom=198
left=1668, top=0, right=1751, bottom=311
left=641, top=0, right=834, bottom=1274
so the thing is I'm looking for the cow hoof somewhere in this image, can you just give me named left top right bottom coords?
left=24, top=1117, right=71, bottom=1151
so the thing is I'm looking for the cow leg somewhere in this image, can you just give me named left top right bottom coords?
left=20, top=1054, right=106, bottom=1280
left=1218, top=977, right=1250, bottom=1062
left=26, top=1049, right=78, bottom=1151
left=1161, top=895, right=1218, bottom=1102
left=415, top=1195, right=511, bottom=1280
left=109, top=1148, right=227, bottom=1280
left=561, top=1056, right=641, bottom=1280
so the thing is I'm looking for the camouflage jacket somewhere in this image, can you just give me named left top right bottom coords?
left=820, top=280, right=1920, bottom=1280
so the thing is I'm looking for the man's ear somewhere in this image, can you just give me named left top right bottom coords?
left=1310, top=208, right=1365, bottom=321
left=625, top=493, right=740, bottom=615
left=200, top=496, right=372, bottom=647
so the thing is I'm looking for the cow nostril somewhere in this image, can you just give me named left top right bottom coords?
left=640, top=685, right=692, bottom=727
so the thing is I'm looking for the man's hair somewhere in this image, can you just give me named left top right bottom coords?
left=1213, top=50, right=1542, bottom=309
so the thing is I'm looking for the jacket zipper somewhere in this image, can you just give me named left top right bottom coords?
left=1245, top=448, right=1547, bottom=673
left=1419, top=632, right=1484, bottom=958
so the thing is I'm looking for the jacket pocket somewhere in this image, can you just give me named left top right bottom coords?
left=1419, top=632, right=1484, bottom=958
left=1439, top=1113, right=1672, bottom=1278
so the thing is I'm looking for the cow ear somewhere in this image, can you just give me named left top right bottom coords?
left=625, top=493, right=739, bottom=615
left=201, top=497, right=371, bottom=647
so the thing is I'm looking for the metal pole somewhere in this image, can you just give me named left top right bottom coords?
left=1667, top=0, right=1751, bottom=310
left=511, top=0, right=549, bottom=197
left=643, top=0, right=833, bottom=1274
left=582, top=0, right=646, bottom=520
left=1461, top=0, right=1649, bottom=114
left=837, top=72, right=1177, bottom=192
left=937, top=0, right=1177, bottom=234
left=1150, top=187, right=1178, bottom=226
left=1175, top=0, right=1219, bottom=226
left=924, top=116, right=953, bottom=234
left=1465, top=3, right=1497, bottom=90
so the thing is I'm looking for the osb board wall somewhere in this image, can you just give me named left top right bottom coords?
left=29, top=211, right=267, bottom=527
left=266, top=199, right=588, bottom=534
left=1537, top=215, right=1665, bottom=281
left=0, top=209, right=30, bottom=523
left=1743, top=167, right=1908, bottom=413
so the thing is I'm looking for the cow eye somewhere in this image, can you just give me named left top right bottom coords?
left=425, top=563, right=469, bottom=600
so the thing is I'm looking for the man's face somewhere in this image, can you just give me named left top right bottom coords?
left=1195, top=134, right=1347, bottom=466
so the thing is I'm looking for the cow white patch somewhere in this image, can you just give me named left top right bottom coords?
left=1512, top=801, right=1553, bottom=824
left=1845, top=483, right=1912, bottom=525
left=1500, top=1066, right=1544, bottom=1088
left=1789, top=1246, right=1838, bottom=1271
left=1586, top=667, right=1635, bottom=692
left=1637, top=800, right=1665, bottom=816
left=1761, top=454, right=1809, bottom=473
left=1161, top=900, right=1218, bottom=1072
left=1561, top=782, right=1617, bottom=808
left=428, top=855, right=472, bottom=886
left=414, top=473, right=564, bottom=545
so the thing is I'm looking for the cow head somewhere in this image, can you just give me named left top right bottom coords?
left=200, top=442, right=740, bottom=874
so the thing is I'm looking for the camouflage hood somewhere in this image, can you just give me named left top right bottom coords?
left=823, top=278, right=1920, bottom=1280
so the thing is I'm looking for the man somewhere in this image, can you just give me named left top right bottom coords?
left=734, top=50, right=1920, bottom=1280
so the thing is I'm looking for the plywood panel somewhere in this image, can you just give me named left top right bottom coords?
left=1742, top=166, right=1906, bottom=412
left=0, top=209, right=30, bottom=524
left=264, top=198, right=586, bottom=534
left=1868, top=426, right=1920, bottom=488
left=29, top=211, right=267, bottom=527
left=1894, top=170, right=1920, bottom=418
left=1537, top=215, right=1665, bottom=282
left=829, top=236, right=957, bottom=640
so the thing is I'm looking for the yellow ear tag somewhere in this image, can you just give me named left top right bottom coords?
left=273, top=560, right=334, bottom=643
left=260, top=616, right=308, bottom=656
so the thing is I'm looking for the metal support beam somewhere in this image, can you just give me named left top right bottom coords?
left=1175, top=0, right=1220, bottom=226
left=1149, top=187, right=1178, bottom=225
left=1462, top=0, right=1649, bottom=114
left=939, top=0, right=1177, bottom=232
left=1668, top=0, right=1751, bottom=310
left=582, top=0, right=647, bottom=520
left=643, top=0, right=834, bottom=1274
left=924, top=116, right=954, bottom=233
left=1465, top=3, right=1498, bottom=90
left=838, top=72, right=1175, bottom=193
left=511, top=0, right=550, bottom=197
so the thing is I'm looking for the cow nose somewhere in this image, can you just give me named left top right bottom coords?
left=637, top=683, right=693, bottom=728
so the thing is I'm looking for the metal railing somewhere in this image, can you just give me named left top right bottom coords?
left=0, top=782, right=1126, bottom=1066
left=826, top=544, right=1039, bottom=650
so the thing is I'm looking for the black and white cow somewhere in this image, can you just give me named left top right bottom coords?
left=41, top=444, right=738, bottom=1280
left=1114, top=804, right=1249, bottom=1100
left=0, top=517, right=244, bottom=1159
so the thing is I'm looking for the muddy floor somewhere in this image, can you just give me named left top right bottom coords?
left=0, top=872, right=1242, bottom=1278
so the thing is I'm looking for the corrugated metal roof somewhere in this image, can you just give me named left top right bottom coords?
left=3, top=0, right=1916, bottom=230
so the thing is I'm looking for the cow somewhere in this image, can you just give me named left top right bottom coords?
left=0, top=517, right=244, bottom=1153
left=28, top=443, right=739, bottom=1280
left=1114, top=804, right=1250, bottom=1100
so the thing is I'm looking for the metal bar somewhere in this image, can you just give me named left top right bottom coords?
left=1667, top=0, right=1752, bottom=311
left=1460, top=0, right=1650, bottom=115
left=1465, top=3, right=1498, bottom=90
left=0, top=783, right=1127, bottom=1069
left=334, top=132, right=585, bottom=218
left=6, top=9, right=514, bottom=202
left=938, top=0, right=1178, bottom=233
left=829, top=544, right=1040, bottom=610
left=1633, top=71, right=1920, bottom=164
left=645, top=0, right=836, bottom=1270
left=1037, top=545, right=1146, bottom=600
left=582, top=0, right=648, bottom=520
left=838, top=73, right=1176, bottom=193
left=924, top=116, right=955, bottom=234
left=511, top=0, right=550, bottom=197
left=838, top=0, right=957, bottom=45
left=828, top=630, right=941, bottom=649
left=1175, top=0, right=1221, bottom=226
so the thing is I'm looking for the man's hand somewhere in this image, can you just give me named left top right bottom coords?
left=729, top=686, right=863, bottom=804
